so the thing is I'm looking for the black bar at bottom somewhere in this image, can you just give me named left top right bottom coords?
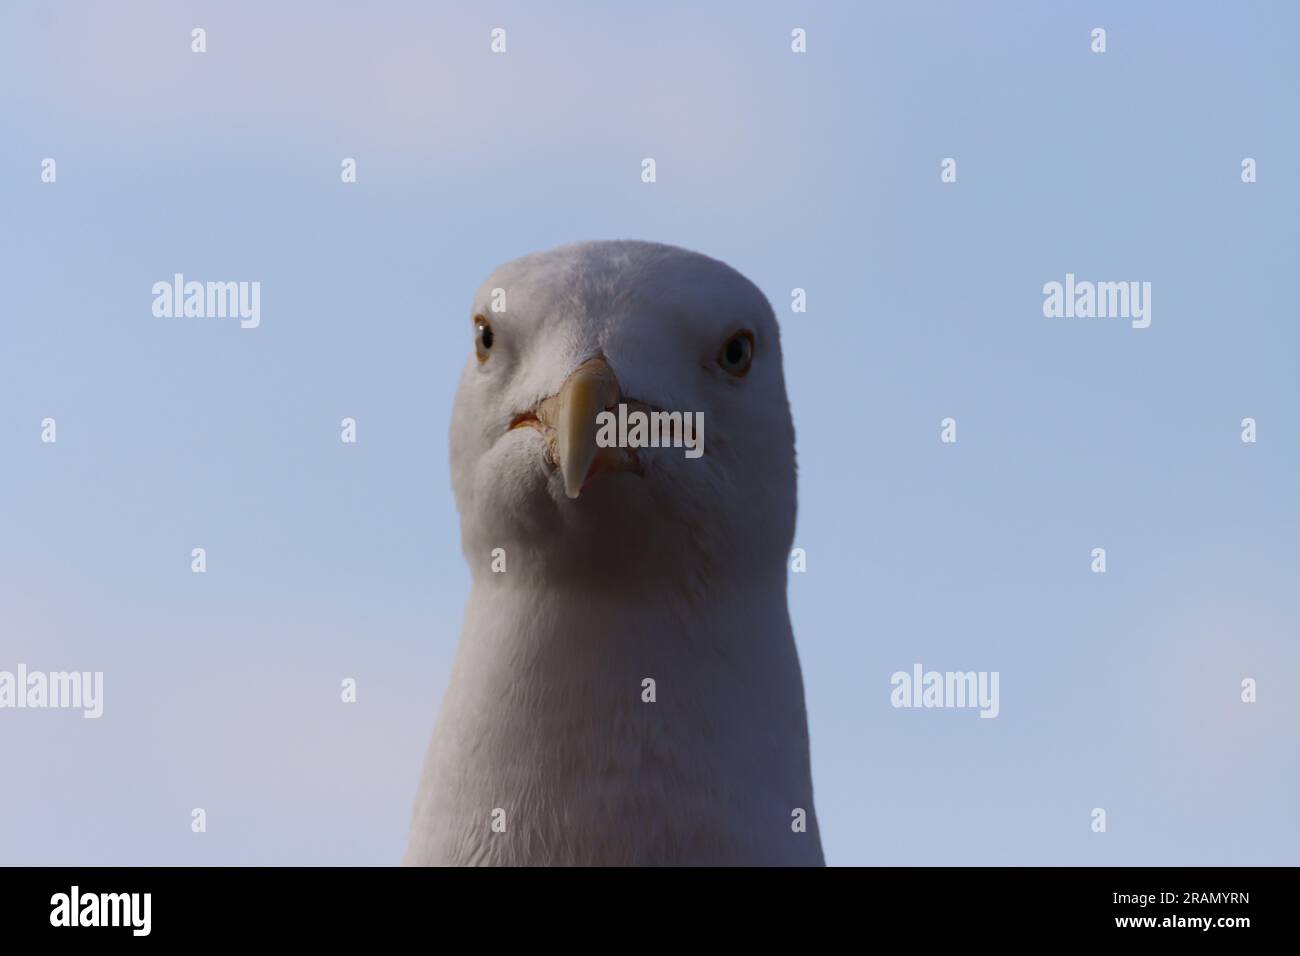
left=0, top=866, right=1282, bottom=941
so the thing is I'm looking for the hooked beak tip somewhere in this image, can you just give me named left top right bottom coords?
left=550, top=355, right=621, bottom=500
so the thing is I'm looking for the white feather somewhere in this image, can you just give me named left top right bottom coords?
left=404, top=241, right=823, bottom=865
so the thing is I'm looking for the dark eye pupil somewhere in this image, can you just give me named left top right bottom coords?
left=479, top=324, right=494, bottom=349
left=725, top=338, right=745, bottom=365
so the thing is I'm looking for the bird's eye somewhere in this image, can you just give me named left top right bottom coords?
left=474, top=316, right=494, bottom=362
left=718, top=330, right=754, bottom=377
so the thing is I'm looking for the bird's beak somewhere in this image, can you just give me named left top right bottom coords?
left=510, top=355, right=642, bottom=499
left=539, top=356, right=623, bottom=499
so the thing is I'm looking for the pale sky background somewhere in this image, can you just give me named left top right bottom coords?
left=1, top=1, right=1297, bottom=865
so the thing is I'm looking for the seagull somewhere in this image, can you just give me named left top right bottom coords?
left=404, top=241, right=823, bottom=866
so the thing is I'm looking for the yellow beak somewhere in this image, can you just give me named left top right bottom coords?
left=540, top=356, right=622, bottom=499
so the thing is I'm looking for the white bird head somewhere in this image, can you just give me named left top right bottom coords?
left=450, top=241, right=796, bottom=594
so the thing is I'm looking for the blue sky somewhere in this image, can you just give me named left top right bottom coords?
left=1, top=1, right=1297, bottom=865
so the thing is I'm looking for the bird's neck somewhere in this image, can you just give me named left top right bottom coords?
left=413, top=574, right=820, bottom=864
left=460, top=573, right=800, bottom=703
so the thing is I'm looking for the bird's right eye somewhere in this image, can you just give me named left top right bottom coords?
left=474, top=316, right=494, bottom=362
left=717, top=330, right=754, bottom=377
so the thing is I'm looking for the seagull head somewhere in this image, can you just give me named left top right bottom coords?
left=449, top=241, right=796, bottom=593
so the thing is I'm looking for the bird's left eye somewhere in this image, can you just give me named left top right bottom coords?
left=718, top=330, right=754, bottom=377
left=474, top=316, right=494, bottom=362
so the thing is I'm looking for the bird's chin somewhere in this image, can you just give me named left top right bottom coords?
left=508, top=411, right=643, bottom=500
left=544, top=448, right=643, bottom=502
left=544, top=464, right=646, bottom=512
left=469, top=430, right=700, bottom=574
left=496, top=421, right=646, bottom=505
